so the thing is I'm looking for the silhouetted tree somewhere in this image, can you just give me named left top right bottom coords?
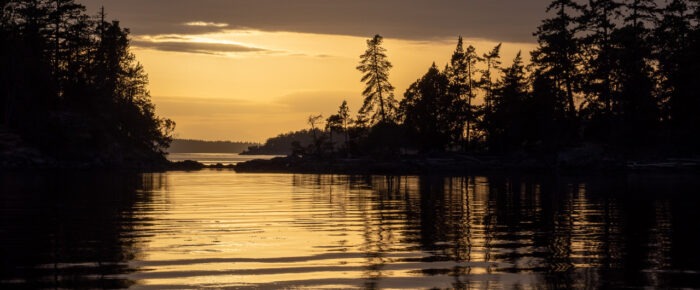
left=446, top=36, right=480, bottom=150
left=308, top=114, right=323, bottom=154
left=533, top=0, right=583, bottom=118
left=400, top=63, right=467, bottom=151
left=654, top=0, right=700, bottom=149
left=480, top=43, right=502, bottom=113
left=464, top=45, right=481, bottom=148
left=611, top=0, right=660, bottom=148
left=325, top=113, right=343, bottom=154
left=47, top=0, right=85, bottom=91
left=580, top=0, right=622, bottom=116
left=531, top=0, right=584, bottom=147
left=337, top=100, right=351, bottom=153
left=357, top=34, right=397, bottom=124
left=478, top=43, right=502, bottom=144
left=484, top=52, right=531, bottom=152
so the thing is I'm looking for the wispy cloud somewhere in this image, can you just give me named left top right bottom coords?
left=132, top=39, right=272, bottom=55
left=184, top=21, right=229, bottom=28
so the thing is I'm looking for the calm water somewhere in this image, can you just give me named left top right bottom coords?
left=2, top=170, right=700, bottom=289
left=166, top=153, right=280, bottom=165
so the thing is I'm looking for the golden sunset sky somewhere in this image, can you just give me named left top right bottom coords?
left=81, top=0, right=544, bottom=142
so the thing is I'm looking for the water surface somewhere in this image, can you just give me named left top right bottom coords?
left=1, top=170, right=699, bottom=288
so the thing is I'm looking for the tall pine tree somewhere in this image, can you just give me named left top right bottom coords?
left=357, top=34, right=397, bottom=124
left=531, top=0, right=583, bottom=131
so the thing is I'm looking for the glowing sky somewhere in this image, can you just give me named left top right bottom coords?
left=80, top=0, right=543, bottom=142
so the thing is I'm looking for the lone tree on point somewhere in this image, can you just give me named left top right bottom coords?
left=357, top=34, right=397, bottom=124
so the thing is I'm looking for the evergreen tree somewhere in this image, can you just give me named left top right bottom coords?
left=357, top=34, right=397, bottom=124
left=446, top=37, right=468, bottom=147
left=484, top=52, right=531, bottom=152
left=447, top=37, right=468, bottom=103
left=531, top=0, right=583, bottom=121
left=479, top=43, right=502, bottom=144
left=464, top=44, right=481, bottom=148
left=580, top=0, right=623, bottom=117
left=400, top=63, right=467, bottom=151
left=480, top=43, right=502, bottom=113
left=47, top=0, right=85, bottom=93
left=654, top=0, right=699, bottom=148
left=612, top=0, right=659, bottom=147
left=446, top=37, right=482, bottom=150
left=337, top=100, right=351, bottom=152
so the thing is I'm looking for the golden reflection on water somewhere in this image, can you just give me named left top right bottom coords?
left=1, top=171, right=699, bottom=289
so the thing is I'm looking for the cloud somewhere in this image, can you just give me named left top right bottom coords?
left=81, top=0, right=554, bottom=43
left=183, top=21, right=229, bottom=28
left=132, top=40, right=271, bottom=55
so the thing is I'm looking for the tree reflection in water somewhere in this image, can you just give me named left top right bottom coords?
left=0, top=172, right=167, bottom=289
left=1, top=172, right=699, bottom=289
left=293, top=173, right=700, bottom=289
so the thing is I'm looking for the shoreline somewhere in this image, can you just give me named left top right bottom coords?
left=227, top=155, right=700, bottom=175
left=3, top=155, right=698, bottom=174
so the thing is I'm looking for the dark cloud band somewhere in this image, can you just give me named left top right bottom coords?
left=81, top=0, right=554, bottom=42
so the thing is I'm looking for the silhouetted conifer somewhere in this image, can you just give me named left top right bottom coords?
left=484, top=52, right=531, bottom=152
left=337, top=100, right=351, bottom=153
left=612, top=0, right=660, bottom=148
left=532, top=0, right=583, bottom=121
left=446, top=36, right=481, bottom=150
left=357, top=34, right=397, bottom=124
left=400, top=63, right=467, bottom=151
left=654, top=0, right=699, bottom=149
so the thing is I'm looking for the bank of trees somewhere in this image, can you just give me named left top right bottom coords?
left=1, top=0, right=174, bottom=166
left=301, top=0, right=700, bottom=158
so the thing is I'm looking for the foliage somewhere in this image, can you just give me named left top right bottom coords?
left=400, top=64, right=467, bottom=151
left=1, top=0, right=174, bottom=166
left=357, top=34, right=398, bottom=124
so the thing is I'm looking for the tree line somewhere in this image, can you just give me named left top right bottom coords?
left=300, top=0, right=700, bottom=159
left=1, top=0, right=174, bottom=166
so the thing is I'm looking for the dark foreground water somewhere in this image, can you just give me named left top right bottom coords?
left=1, top=170, right=700, bottom=289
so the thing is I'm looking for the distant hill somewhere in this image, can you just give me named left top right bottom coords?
left=168, top=139, right=260, bottom=153
left=241, top=130, right=316, bottom=155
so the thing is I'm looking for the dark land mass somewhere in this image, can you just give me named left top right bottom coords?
left=168, top=139, right=259, bottom=154
left=240, top=129, right=316, bottom=155
left=0, top=126, right=171, bottom=170
left=231, top=151, right=700, bottom=175
left=2, top=3, right=174, bottom=170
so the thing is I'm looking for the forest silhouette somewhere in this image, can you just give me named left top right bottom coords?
left=2, top=0, right=700, bottom=169
left=1, top=0, right=173, bottom=168
left=256, top=0, right=700, bottom=164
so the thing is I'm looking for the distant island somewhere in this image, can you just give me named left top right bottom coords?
left=168, top=139, right=259, bottom=154
left=240, top=130, right=316, bottom=155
